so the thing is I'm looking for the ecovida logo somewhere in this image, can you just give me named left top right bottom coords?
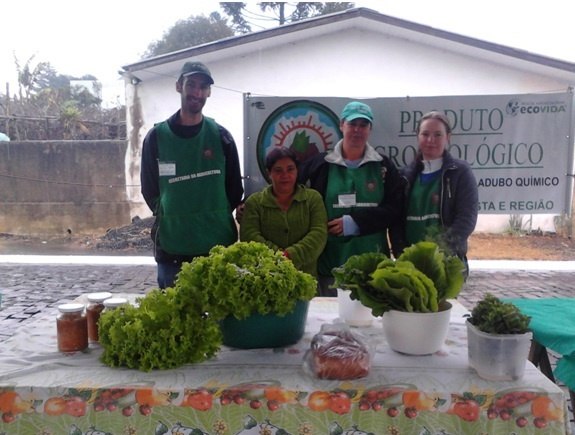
left=256, top=100, right=342, bottom=180
left=505, top=98, right=567, bottom=117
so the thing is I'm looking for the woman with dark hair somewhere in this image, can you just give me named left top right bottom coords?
left=390, top=111, right=478, bottom=277
left=240, top=147, right=327, bottom=277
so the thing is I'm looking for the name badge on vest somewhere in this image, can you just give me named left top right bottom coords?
left=158, top=162, right=176, bottom=177
left=338, top=193, right=356, bottom=207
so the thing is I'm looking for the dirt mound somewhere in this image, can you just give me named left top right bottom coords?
left=90, top=216, right=154, bottom=251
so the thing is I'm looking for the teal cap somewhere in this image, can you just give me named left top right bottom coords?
left=340, top=101, right=374, bottom=123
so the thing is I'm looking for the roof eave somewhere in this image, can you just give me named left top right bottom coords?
left=121, top=7, right=575, bottom=78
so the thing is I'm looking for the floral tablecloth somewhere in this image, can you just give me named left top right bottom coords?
left=0, top=298, right=568, bottom=435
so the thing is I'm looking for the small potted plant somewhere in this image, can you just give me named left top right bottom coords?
left=332, top=241, right=466, bottom=355
left=466, top=293, right=532, bottom=380
left=99, top=241, right=317, bottom=371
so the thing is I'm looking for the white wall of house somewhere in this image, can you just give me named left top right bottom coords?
left=125, top=22, right=574, bottom=233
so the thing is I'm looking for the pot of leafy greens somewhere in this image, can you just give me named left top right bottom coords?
left=99, top=241, right=317, bottom=371
left=332, top=241, right=466, bottom=354
left=466, top=293, right=532, bottom=380
left=332, top=241, right=465, bottom=315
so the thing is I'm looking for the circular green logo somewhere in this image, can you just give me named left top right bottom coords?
left=256, top=100, right=341, bottom=180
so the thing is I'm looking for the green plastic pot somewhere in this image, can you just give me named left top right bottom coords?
left=220, top=300, right=309, bottom=349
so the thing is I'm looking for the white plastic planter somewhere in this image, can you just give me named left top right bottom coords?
left=467, top=320, right=532, bottom=381
left=382, top=301, right=452, bottom=355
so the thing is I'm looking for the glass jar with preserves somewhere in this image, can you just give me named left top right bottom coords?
left=57, top=303, right=88, bottom=353
left=86, top=292, right=112, bottom=343
left=103, top=297, right=129, bottom=312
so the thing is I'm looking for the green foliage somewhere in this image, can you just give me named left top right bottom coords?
left=220, top=2, right=251, bottom=33
left=99, top=288, right=222, bottom=372
left=369, top=261, right=439, bottom=313
left=99, top=242, right=317, bottom=371
left=332, top=242, right=465, bottom=315
left=220, top=2, right=355, bottom=33
left=176, top=241, right=317, bottom=319
left=398, top=241, right=465, bottom=301
left=144, top=13, right=234, bottom=58
left=505, top=214, right=527, bottom=235
left=7, top=56, right=123, bottom=140
left=143, top=3, right=355, bottom=58
left=467, top=293, right=531, bottom=334
left=286, top=2, right=355, bottom=21
left=332, top=251, right=389, bottom=294
left=14, top=55, right=57, bottom=100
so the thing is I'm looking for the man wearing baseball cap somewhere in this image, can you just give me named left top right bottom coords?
left=298, top=101, right=403, bottom=296
left=179, top=61, right=214, bottom=84
left=141, top=61, right=243, bottom=289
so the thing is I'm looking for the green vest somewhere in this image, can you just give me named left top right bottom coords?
left=319, top=162, right=389, bottom=276
left=156, top=117, right=236, bottom=255
left=406, top=174, right=441, bottom=246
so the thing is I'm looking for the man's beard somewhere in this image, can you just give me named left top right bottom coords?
left=183, top=97, right=205, bottom=115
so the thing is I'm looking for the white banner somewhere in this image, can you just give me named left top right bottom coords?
left=243, top=92, right=574, bottom=215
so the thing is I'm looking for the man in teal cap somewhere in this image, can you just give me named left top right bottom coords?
left=298, top=101, right=403, bottom=296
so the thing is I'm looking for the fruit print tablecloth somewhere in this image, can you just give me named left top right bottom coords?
left=0, top=298, right=569, bottom=435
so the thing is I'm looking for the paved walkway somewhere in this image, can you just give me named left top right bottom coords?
left=1, top=256, right=574, bottom=429
left=1, top=256, right=575, bottom=338
left=2, top=257, right=574, bottom=345
left=2, top=256, right=574, bottom=311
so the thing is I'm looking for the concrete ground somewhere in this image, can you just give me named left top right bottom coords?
left=0, top=256, right=574, bottom=431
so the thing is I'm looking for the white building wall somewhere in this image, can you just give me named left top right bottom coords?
left=126, top=27, right=573, bottom=232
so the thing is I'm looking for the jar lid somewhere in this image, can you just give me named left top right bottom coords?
left=104, top=297, right=129, bottom=308
left=58, top=303, right=85, bottom=313
left=87, top=292, right=113, bottom=302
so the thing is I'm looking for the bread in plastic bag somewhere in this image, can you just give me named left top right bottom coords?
left=304, top=323, right=373, bottom=380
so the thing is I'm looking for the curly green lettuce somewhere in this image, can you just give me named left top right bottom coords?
left=175, top=242, right=317, bottom=320
left=99, top=288, right=221, bottom=371
left=99, top=242, right=317, bottom=371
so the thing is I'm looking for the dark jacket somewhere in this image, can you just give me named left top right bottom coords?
left=140, top=111, right=244, bottom=263
left=297, top=148, right=403, bottom=237
left=390, top=151, right=478, bottom=260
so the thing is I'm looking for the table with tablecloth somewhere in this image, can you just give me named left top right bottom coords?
left=0, top=297, right=569, bottom=435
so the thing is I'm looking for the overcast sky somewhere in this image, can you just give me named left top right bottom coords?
left=1, top=1, right=573, bottom=106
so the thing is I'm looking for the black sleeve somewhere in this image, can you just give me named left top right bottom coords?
left=444, top=163, right=479, bottom=253
left=297, top=153, right=328, bottom=196
left=350, top=157, right=404, bottom=236
left=140, top=127, right=160, bottom=214
left=219, top=125, right=244, bottom=210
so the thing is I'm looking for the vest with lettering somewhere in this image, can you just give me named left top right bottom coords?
left=405, top=173, right=441, bottom=246
left=319, top=162, right=388, bottom=276
left=156, top=117, right=236, bottom=255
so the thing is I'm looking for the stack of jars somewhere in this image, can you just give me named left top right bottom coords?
left=56, top=292, right=128, bottom=353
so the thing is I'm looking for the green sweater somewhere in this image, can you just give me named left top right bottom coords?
left=240, top=184, right=327, bottom=276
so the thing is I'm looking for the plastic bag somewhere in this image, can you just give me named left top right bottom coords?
left=304, top=323, right=373, bottom=380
